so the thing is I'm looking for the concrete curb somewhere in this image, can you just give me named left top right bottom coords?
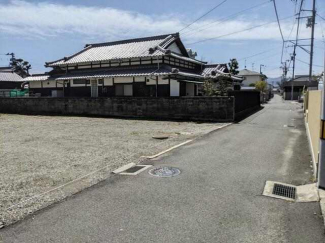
left=319, top=189, right=325, bottom=228
left=112, top=163, right=136, bottom=174
left=142, top=123, right=232, bottom=159
left=142, top=140, right=193, bottom=159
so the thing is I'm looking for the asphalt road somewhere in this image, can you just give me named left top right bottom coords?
left=1, top=95, right=324, bottom=243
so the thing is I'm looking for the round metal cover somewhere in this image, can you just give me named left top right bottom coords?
left=149, top=166, right=181, bottom=177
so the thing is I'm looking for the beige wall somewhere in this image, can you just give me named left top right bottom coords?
left=305, top=90, right=322, bottom=175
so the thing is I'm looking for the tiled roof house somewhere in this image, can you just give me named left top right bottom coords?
left=0, top=67, right=23, bottom=90
left=238, top=69, right=266, bottom=87
left=27, top=33, right=242, bottom=97
left=283, top=75, right=318, bottom=100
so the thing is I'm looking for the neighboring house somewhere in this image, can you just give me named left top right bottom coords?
left=25, top=33, right=241, bottom=98
left=238, top=69, right=266, bottom=87
left=201, top=64, right=243, bottom=92
left=0, top=67, right=23, bottom=90
left=283, top=75, right=318, bottom=100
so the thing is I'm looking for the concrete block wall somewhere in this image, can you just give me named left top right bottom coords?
left=0, top=97, right=235, bottom=122
left=228, top=90, right=261, bottom=120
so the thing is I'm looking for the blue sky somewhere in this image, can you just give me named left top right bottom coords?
left=0, top=0, right=325, bottom=78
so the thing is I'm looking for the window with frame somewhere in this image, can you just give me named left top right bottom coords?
left=115, top=84, right=133, bottom=96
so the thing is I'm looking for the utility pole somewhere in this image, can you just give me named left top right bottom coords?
left=284, top=61, right=288, bottom=81
left=6, top=52, right=15, bottom=66
left=260, top=64, right=265, bottom=74
left=291, top=51, right=296, bottom=100
left=281, top=61, right=288, bottom=88
left=308, top=0, right=316, bottom=82
left=291, top=0, right=304, bottom=100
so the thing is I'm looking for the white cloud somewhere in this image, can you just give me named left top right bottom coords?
left=1, top=0, right=322, bottom=44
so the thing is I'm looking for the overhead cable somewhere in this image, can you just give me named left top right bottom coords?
left=179, top=0, right=228, bottom=32
left=182, top=0, right=272, bottom=36
left=187, top=15, right=295, bottom=45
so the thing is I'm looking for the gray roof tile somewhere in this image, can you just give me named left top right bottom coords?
left=0, top=71, right=22, bottom=82
left=55, top=66, right=172, bottom=80
left=47, top=34, right=178, bottom=67
left=24, top=74, right=50, bottom=81
left=238, top=69, right=262, bottom=76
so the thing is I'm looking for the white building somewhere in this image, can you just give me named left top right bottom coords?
left=238, top=69, right=266, bottom=87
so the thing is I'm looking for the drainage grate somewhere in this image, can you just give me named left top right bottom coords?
left=119, top=165, right=152, bottom=175
left=149, top=166, right=181, bottom=178
left=272, top=183, right=296, bottom=199
left=123, top=166, right=146, bottom=173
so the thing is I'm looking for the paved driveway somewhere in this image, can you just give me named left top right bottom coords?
left=1, top=95, right=324, bottom=243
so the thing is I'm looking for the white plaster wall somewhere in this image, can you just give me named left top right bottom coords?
left=134, top=76, right=146, bottom=82
left=78, top=65, right=92, bottom=69
left=170, top=80, right=180, bottom=96
left=29, top=81, right=42, bottom=88
left=56, top=82, right=64, bottom=88
left=242, top=75, right=262, bottom=87
left=167, top=42, right=182, bottom=55
left=42, top=80, right=57, bottom=88
left=158, top=76, right=168, bottom=85
left=114, top=77, right=133, bottom=83
left=146, top=77, right=156, bottom=85
left=104, top=78, right=113, bottom=86
left=30, top=80, right=64, bottom=88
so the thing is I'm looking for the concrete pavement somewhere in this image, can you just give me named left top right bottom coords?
left=1, top=95, right=324, bottom=242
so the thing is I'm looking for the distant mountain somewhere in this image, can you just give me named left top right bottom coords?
left=267, top=77, right=281, bottom=87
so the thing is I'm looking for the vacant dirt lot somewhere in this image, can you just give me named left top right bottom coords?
left=0, top=114, right=226, bottom=225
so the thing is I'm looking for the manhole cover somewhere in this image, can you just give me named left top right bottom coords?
left=149, top=166, right=180, bottom=177
left=272, top=183, right=296, bottom=199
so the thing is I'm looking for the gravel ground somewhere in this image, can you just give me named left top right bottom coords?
left=0, top=114, right=226, bottom=225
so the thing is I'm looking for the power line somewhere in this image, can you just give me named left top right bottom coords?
left=187, top=15, right=295, bottom=45
left=296, top=58, right=323, bottom=68
left=272, top=0, right=285, bottom=65
left=251, top=52, right=282, bottom=63
left=182, top=0, right=272, bottom=37
left=178, top=0, right=228, bottom=32
left=318, top=13, right=325, bottom=21
left=280, top=0, right=299, bottom=66
left=237, top=48, right=278, bottom=61
left=272, top=0, right=285, bottom=42
left=316, top=2, right=325, bottom=43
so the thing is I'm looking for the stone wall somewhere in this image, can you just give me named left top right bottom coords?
left=0, top=97, right=235, bottom=122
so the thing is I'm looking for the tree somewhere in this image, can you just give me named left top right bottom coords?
left=202, top=80, right=217, bottom=96
left=215, top=77, right=233, bottom=96
left=255, top=81, right=268, bottom=92
left=261, top=74, right=268, bottom=81
left=312, top=74, right=322, bottom=82
left=203, top=77, right=233, bottom=96
left=10, top=55, right=31, bottom=77
left=249, top=83, right=256, bottom=87
left=228, top=58, right=239, bottom=75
